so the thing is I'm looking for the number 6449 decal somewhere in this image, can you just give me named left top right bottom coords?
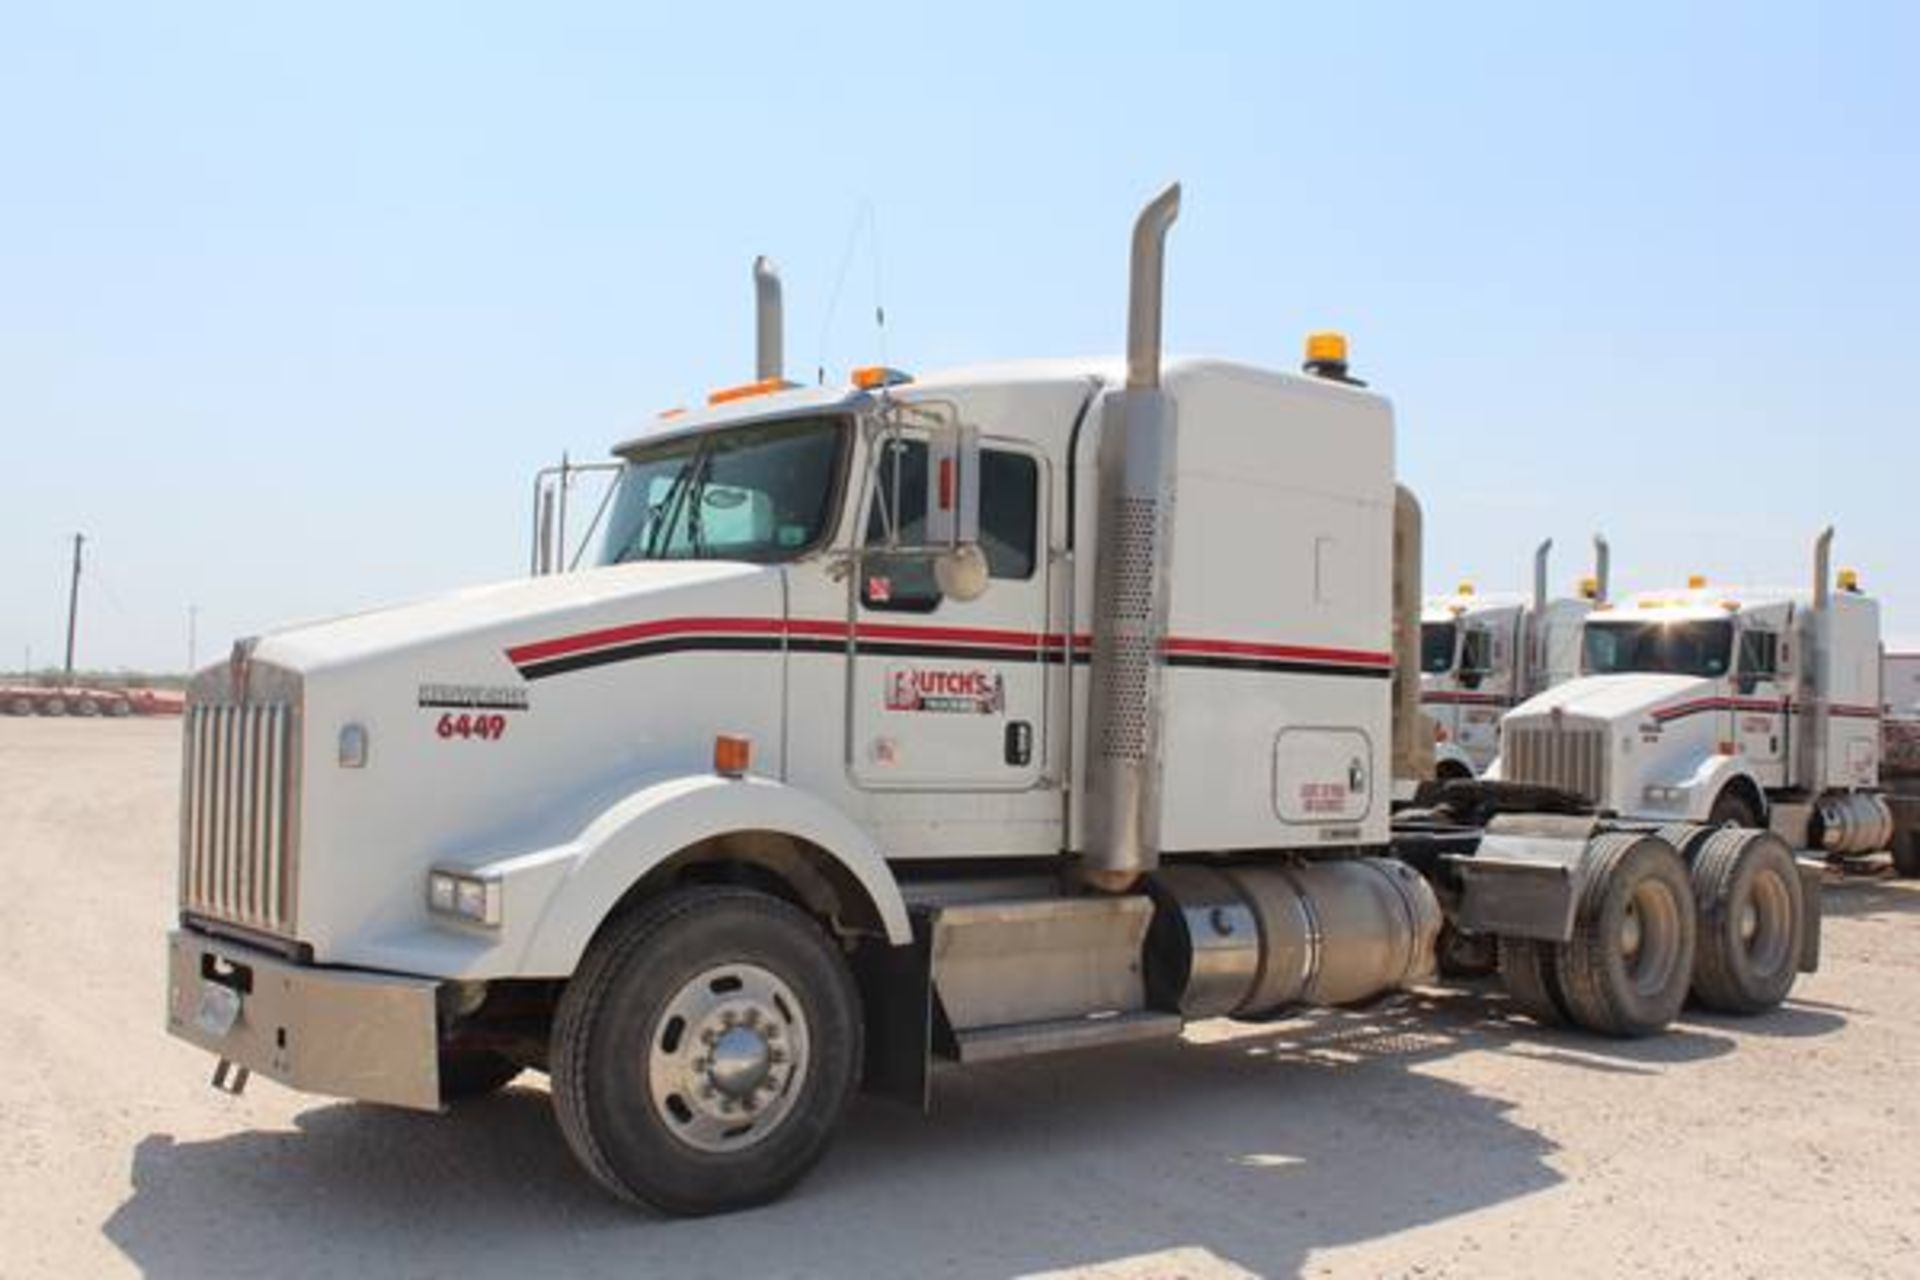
left=436, top=712, right=508, bottom=741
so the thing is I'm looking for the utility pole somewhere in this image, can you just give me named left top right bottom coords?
left=63, top=533, right=84, bottom=681
left=188, top=604, right=199, bottom=673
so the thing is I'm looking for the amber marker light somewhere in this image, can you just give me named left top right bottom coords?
left=707, top=377, right=792, bottom=406
left=714, top=734, right=752, bottom=778
left=851, top=365, right=913, bottom=390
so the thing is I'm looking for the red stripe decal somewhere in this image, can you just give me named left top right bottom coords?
left=509, top=617, right=1392, bottom=670
left=506, top=616, right=787, bottom=664
left=1160, top=636, right=1392, bottom=666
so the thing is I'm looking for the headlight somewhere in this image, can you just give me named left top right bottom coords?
left=427, top=869, right=501, bottom=927
left=1643, top=784, right=1688, bottom=806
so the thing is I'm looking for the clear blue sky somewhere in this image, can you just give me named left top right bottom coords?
left=5, top=2, right=1918, bottom=672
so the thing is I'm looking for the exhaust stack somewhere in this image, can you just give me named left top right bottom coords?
left=1803, top=526, right=1836, bottom=793
left=1520, top=537, right=1552, bottom=699
left=1391, top=486, right=1433, bottom=784
left=1592, top=533, right=1611, bottom=604
left=754, top=255, right=783, bottom=382
left=1083, top=182, right=1181, bottom=891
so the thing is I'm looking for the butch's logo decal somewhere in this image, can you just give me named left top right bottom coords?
left=884, top=666, right=1005, bottom=715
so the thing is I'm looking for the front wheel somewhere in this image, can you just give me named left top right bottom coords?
left=1708, top=788, right=1761, bottom=829
left=550, top=886, right=862, bottom=1216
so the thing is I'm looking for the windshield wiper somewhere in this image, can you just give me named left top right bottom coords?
left=643, top=452, right=703, bottom=561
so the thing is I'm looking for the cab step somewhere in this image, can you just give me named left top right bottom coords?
left=952, top=1011, right=1184, bottom=1064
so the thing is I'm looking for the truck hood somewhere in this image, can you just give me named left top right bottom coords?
left=244, top=561, right=771, bottom=676
left=1508, top=673, right=1713, bottom=726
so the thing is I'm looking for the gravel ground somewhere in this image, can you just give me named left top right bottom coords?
left=2, top=717, right=1916, bottom=1279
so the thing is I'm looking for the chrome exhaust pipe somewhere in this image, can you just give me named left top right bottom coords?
left=1592, top=533, right=1611, bottom=604
left=1126, top=184, right=1181, bottom=389
left=1813, top=525, right=1834, bottom=612
left=1521, top=537, right=1552, bottom=699
left=1392, top=486, right=1432, bottom=783
left=1084, top=182, right=1181, bottom=891
left=753, top=255, right=783, bottom=382
left=1804, top=526, right=1835, bottom=793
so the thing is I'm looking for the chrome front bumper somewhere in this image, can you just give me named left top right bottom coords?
left=166, top=930, right=442, bottom=1111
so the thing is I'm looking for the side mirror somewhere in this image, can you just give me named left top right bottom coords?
left=924, top=419, right=988, bottom=601
left=924, top=420, right=980, bottom=545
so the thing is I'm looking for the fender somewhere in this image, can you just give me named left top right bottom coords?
left=512, top=773, right=912, bottom=975
left=1666, top=754, right=1765, bottom=822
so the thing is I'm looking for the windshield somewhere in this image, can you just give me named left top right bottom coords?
left=598, top=415, right=848, bottom=566
left=1583, top=619, right=1733, bottom=678
left=1421, top=622, right=1457, bottom=674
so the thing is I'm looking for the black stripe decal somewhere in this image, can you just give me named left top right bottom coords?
left=1164, top=653, right=1393, bottom=679
left=520, top=635, right=783, bottom=680
left=519, top=635, right=1391, bottom=682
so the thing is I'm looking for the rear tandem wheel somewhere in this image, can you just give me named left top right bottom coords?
left=1497, top=832, right=1697, bottom=1038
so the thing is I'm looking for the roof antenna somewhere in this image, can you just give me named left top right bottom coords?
left=869, top=203, right=888, bottom=375
left=816, top=199, right=880, bottom=386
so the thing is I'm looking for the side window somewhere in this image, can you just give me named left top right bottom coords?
left=862, top=440, right=1039, bottom=611
left=1738, top=629, right=1779, bottom=689
left=1458, top=628, right=1493, bottom=688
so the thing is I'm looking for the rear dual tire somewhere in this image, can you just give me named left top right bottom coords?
left=1685, top=828, right=1803, bottom=1014
left=1500, top=833, right=1696, bottom=1038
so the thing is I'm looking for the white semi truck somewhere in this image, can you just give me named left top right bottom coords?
left=166, top=186, right=1824, bottom=1216
left=1491, top=561, right=1898, bottom=857
left=1421, top=539, right=1603, bottom=778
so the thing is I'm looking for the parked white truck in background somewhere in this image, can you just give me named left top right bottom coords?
left=1885, top=650, right=1920, bottom=715
left=165, top=186, right=1825, bottom=1216
left=1421, top=538, right=1604, bottom=778
left=1491, top=558, right=1904, bottom=857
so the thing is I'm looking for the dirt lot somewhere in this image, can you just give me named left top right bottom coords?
left=2, top=717, right=1916, bottom=1278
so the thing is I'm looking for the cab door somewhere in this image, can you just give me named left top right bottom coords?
left=1455, top=624, right=1502, bottom=769
left=1734, top=618, right=1788, bottom=785
left=846, top=434, right=1051, bottom=791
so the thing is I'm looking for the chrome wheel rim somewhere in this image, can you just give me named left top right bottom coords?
left=647, top=962, right=810, bottom=1154
left=1621, top=879, right=1682, bottom=997
left=1741, top=867, right=1794, bottom=976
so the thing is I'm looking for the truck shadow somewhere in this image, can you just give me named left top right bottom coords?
left=101, top=983, right=1829, bottom=1280
left=1814, top=873, right=1920, bottom=920
left=104, top=1059, right=1547, bottom=1280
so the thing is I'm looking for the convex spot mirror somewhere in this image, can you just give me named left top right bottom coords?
left=935, top=544, right=990, bottom=602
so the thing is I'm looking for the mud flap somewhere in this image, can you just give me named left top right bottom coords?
left=1795, top=857, right=1824, bottom=974
left=852, top=922, right=933, bottom=1111
left=1442, top=817, right=1601, bottom=943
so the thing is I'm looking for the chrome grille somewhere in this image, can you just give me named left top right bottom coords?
left=1503, top=719, right=1608, bottom=803
left=180, top=698, right=301, bottom=936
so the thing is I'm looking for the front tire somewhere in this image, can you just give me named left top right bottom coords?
left=551, top=886, right=862, bottom=1216
left=1708, top=788, right=1761, bottom=829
